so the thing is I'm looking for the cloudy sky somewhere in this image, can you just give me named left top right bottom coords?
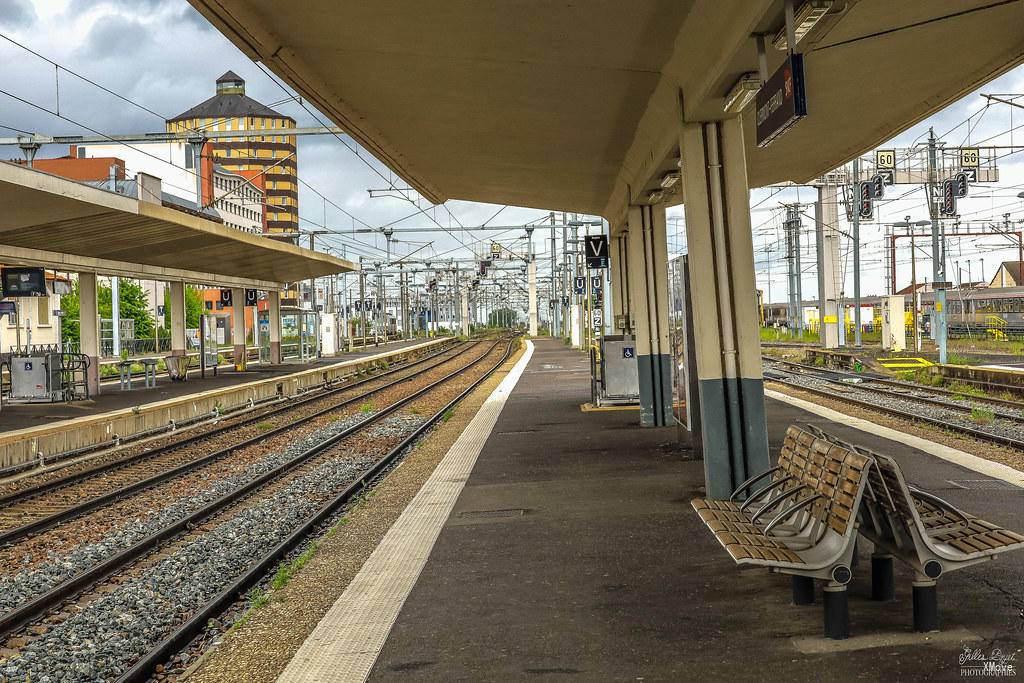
left=2, top=0, right=1024, bottom=305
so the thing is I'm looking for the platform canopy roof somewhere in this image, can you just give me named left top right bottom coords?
left=0, top=162, right=356, bottom=290
left=190, top=0, right=1024, bottom=224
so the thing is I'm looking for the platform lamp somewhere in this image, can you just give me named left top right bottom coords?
left=892, top=218, right=933, bottom=353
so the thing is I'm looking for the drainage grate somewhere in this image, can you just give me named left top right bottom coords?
left=946, top=479, right=1021, bottom=490
left=458, top=508, right=527, bottom=519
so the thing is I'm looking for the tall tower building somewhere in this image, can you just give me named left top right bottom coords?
left=167, top=71, right=298, bottom=233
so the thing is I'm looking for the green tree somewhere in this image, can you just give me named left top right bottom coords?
left=60, top=278, right=156, bottom=345
left=61, top=281, right=81, bottom=346
left=161, top=285, right=204, bottom=332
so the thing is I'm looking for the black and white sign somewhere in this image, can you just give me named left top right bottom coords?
left=755, top=53, right=807, bottom=148
left=622, top=346, right=635, bottom=359
left=573, top=276, right=586, bottom=295
left=584, top=235, right=609, bottom=269
left=219, top=289, right=232, bottom=306
left=592, top=309, right=603, bottom=328
left=245, top=289, right=258, bottom=306
left=591, top=276, right=602, bottom=291
left=562, top=296, right=570, bottom=306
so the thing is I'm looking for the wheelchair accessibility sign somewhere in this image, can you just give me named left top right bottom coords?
left=622, top=347, right=635, bottom=359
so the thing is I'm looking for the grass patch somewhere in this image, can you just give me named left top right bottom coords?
left=270, top=541, right=319, bottom=591
left=946, top=352, right=980, bottom=366
left=970, top=407, right=995, bottom=425
left=359, top=402, right=375, bottom=414
left=912, top=369, right=945, bottom=387
left=229, top=587, right=270, bottom=632
left=948, top=381, right=985, bottom=398
left=441, top=408, right=455, bottom=422
left=255, top=421, right=275, bottom=431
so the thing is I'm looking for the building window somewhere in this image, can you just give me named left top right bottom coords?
left=37, top=297, right=50, bottom=326
left=185, top=145, right=194, bottom=169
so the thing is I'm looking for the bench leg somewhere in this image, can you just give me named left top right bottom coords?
left=913, top=579, right=939, bottom=632
left=871, top=554, right=895, bottom=601
left=792, top=576, right=815, bottom=605
left=823, top=583, right=849, bottom=640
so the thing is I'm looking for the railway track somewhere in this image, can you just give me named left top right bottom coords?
left=767, top=356, right=1024, bottom=411
left=0, top=340, right=471, bottom=546
left=0, top=337, right=514, bottom=681
left=763, top=357, right=1024, bottom=451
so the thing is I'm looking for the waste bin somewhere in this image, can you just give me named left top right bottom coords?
left=164, top=355, right=191, bottom=381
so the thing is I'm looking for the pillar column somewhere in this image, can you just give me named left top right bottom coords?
left=460, top=286, right=471, bottom=337
left=527, top=257, right=538, bottom=336
left=268, top=290, right=282, bottom=364
left=79, top=272, right=101, bottom=396
left=169, top=281, right=187, bottom=357
left=680, top=117, right=770, bottom=498
left=625, top=204, right=672, bottom=427
left=231, top=287, right=246, bottom=370
left=609, top=230, right=628, bottom=331
left=817, top=184, right=842, bottom=348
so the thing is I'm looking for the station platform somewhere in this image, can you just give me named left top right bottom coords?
left=0, top=338, right=433, bottom=433
left=283, top=338, right=1024, bottom=682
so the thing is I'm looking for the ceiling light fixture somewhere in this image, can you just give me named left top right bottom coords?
left=723, top=72, right=762, bottom=114
left=647, top=189, right=665, bottom=204
left=660, top=171, right=681, bottom=189
left=773, top=0, right=832, bottom=50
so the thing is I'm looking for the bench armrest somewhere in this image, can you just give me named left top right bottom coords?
left=908, top=486, right=971, bottom=528
left=750, top=484, right=809, bottom=524
left=740, top=475, right=796, bottom=512
left=729, top=467, right=780, bottom=501
left=764, top=494, right=825, bottom=535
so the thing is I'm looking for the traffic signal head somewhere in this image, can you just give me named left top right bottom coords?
left=954, top=172, right=969, bottom=198
left=941, top=179, right=957, bottom=215
left=871, top=174, right=885, bottom=199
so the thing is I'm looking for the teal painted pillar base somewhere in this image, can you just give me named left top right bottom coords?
left=637, top=353, right=673, bottom=427
left=698, top=376, right=771, bottom=498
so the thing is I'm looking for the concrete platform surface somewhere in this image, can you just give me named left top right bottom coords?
left=362, top=338, right=1023, bottom=682
left=0, top=338, right=435, bottom=433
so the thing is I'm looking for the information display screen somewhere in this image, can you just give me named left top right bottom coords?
left=1, top=267, right=47, bottom=297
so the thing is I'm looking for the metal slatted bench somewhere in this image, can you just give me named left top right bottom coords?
left=805, top=425, right=1024, bottom=632
left=692, top=425, right=872, bottom=639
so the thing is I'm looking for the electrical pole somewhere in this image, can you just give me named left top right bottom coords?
left=852, top=157, right=862, bottom=347
left=927, top=128, right=947, bottom=363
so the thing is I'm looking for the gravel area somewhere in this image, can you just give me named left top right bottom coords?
left=183, top=344, right=523, bottom=683
left=0, top=412, right=371, bottom=616
left=0, top=344, right=481, bottom=581
left=0, top=431, right=386, bottom=681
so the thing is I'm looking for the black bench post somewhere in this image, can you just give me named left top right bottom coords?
left=871, top=553, right=895, bottom=601
left=913, top=579, right=939, bottom=632
left=792, top=576, right=815, bottom=605
left=823, top=584, right=849, bottom=639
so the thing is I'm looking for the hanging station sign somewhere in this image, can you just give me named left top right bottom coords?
left=755, top=53, right=807, bottom=148
left=584, top=235, right=609, bottom=269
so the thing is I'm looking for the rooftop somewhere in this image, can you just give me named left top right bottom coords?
left=168, top=72, right=294, bottom=123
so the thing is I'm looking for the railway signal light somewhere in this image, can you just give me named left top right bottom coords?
left=941, top=179, right=957, bottom=215
left=858, top=196, right=873, bottom=220
left=868, top=174, right=885, bottom=199
left=953, top=171, right=969, bottom=198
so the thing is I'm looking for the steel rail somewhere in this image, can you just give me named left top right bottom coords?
left=765, top=356, right=1024, bottom=411
left=768, top=376, right=1024, bottom=451
left=0, top=338, right=505, bottom=642
left=0, top=341, right=462, bottom=510
left=117, top=336, right=517, bottom=682
left=0, top=341, right=472, bottom=547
